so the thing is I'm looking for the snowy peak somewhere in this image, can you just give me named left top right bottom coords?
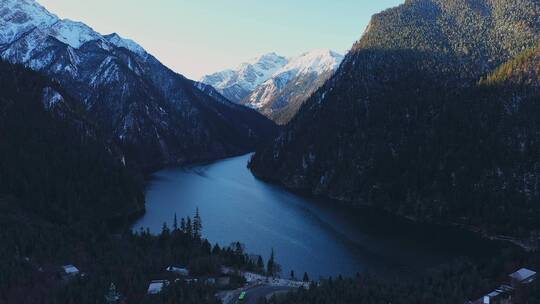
left=275, top=49, right=343, bottom=78
left=242, top=49, right=343, bottom=124
left=0, top=0, right=148, bottom=53
left=239, top=52, right=288, bottom=76
left=201, top=49, right=342, bottom=123
left=49, top=19, right=104, bottom=48
left=200, top=52, right=288, bottom=102
left=104, top=33, right=146, bottom=56
left=0, top=0, right=58, bottom=45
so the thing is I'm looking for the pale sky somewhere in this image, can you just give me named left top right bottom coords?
left=39, top=0, right=403, bottom=80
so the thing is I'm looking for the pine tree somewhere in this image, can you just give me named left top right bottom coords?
left=212, top=243, right=221, bottom=255
left=173, top=213, right=178, bottom=231
left=290, top=270, right=295, bottom=280
left=267, top=248, right=275, bottom=276
left=186, top=216, right=193, bottom=238
left=193, top=208, right=202, bottom=239
left=257, top=256, right=264, bottom=271
left=162, top=222, right=170, bottom=238
left=234, top=242, right=244, bottom=255
left=180, top=218, right=186, bottom=232
left=303, top=272, right=309, bottom=282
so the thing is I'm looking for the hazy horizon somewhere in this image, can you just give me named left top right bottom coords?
left=38, top=0, right=403, bottom=79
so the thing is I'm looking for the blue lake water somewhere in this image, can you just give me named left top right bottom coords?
left=134, top=154, right=501, bottom=279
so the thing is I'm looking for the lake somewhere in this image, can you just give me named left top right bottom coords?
left=133, top=154, right=501, bottom=279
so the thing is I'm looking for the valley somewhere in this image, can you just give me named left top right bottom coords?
left=1, top=0, right=539, bottom=303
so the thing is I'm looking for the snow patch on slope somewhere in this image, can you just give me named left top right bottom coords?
left=275, top=49, right=343, bottom=78
left=105, top=33, right=146, bottom=56
left=41, top=86, right=64, bottom=110
left=0, top=0, right=148, bottom=55
left=200, top=52, right=288, bottom=102
left=0, top=0, right=58, bottom=45
left=246, top=49, right=343, bottom=109
left=49, top=19, right=104, bottom=48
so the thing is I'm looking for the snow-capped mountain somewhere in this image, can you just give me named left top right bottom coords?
left=0, top=0, right=276, bottom=170
left=244, top=49, right=343, bottom=124
left=0, top=0, right=56, bottom=45
left=200, top=52, right=288, bottom=103
left=202, top=49, right=343, bottom=124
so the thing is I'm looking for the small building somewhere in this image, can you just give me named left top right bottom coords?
left=469, top=268, right=537, bottom=304
left=62, top=265, right=80, bottom=276
left=165, top=266, right=189, bottom=276
left=509, top=268, right=537, bottom=285
left=147, top=280, right=169, bottom=295
left=482, top=288, right=512, bottom=304
left=472, top=285, right=514, bottom=304
left=61, top=265, right=80, bottom=280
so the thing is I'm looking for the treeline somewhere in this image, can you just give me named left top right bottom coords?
left=0, top=60, right=259, bottom=303
left=1, top=211, right=258, bottom=303
left=260, top=250, right=540, bottom=304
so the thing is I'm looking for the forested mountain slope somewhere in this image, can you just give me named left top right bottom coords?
left=0, top=60, right=260, bottom=304
left=0, top=60, right=143, bottom=300
left=482, top=42, right=540, bottom=87
left=250, top=0, right=540, bottom=238
left=0, top=60, right=143, bottom=224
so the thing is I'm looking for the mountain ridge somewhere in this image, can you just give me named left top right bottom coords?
left=0, top=0, right=277, bottom=170
left=202, top=49, right=343, bottom=124
left=242, top=49, right=343, bottom=124
left=200, top=52, right=289, bottom=103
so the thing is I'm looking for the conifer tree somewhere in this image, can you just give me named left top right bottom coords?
left=212, top=243, right=221, bottom=255
left=193, top=208, right=202, bottom=239
left=173, top=213, right=178, bottom=231
left=180, top=218, right=186, bottom=232
left=162, top=222, right=170, bottom=238
left=186, top=216, right=193, bottom=237
left=267, top=248, right=275, bottom=276
left=257, top=256, right=264, bottom=271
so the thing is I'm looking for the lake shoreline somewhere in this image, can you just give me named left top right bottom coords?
left=248, top=157, right=536, bottom=253
left=134, top=153, right=511, bottom=279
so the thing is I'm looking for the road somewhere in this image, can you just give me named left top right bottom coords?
left=224, top=285, right=295, bottom=304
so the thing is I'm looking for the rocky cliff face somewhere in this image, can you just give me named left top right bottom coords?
left=250, top=0, right=540, bottom=236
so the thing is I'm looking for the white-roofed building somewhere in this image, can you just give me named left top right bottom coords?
left=59, top=264, right=81, bottom=281
left=147, top=280, right=169, bottom=295
left=509, top=268, right=537, bottom=285
left=468, top=268, right=537, bottom=304
left=165, top=266, right=189, bottom=276
left=62, top=264, right=79, bottom=275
